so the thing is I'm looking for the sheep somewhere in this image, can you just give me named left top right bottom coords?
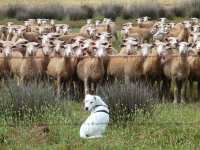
left=137, top=17, right=155, bottom=28
left=124, top=43, right=152, bottom=83
left=19, top=42, right=40, bottom=85
left=0, top=41, right=14, bottom=81
left=35, top=43, right=53, bottom=79
left=162, top=42, right=190, bottom=103
left=58, top=33, right=89, bottom=43
left=187, top=42, right=200, bottom=100
left=80, top=19, right=94, bottom=36
left=143, top=42, right=171, bottom=101
left=166, top=23, right=189, bottom=42
left=46, top=44, right=76, bottom=97
left=77, top=44, right=108, bottom=95
left=23, top=32, right=40, bottom=42
left=123, top=26, right=153, bottom=43
left=119, top=38, right=139, bottom=55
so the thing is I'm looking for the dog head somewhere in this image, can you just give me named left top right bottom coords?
left=84, top=94, right=107, bottom=112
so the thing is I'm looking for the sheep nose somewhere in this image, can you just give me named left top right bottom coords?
left=85, top=107, right=88, bottom=111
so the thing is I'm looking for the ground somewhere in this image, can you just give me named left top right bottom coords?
left=0, top=102, right=200, bottom=149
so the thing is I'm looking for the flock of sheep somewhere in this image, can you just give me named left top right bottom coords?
left=0, top=17, right=200, bottom=103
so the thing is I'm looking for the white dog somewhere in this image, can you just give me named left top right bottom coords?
left=80, top=94, right=109, bottom=139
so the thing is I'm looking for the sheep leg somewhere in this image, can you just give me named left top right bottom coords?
left=57, top=77, right=61, bottom=97
left=181, top=81, right=187, bottom=104
left=91, top=82, right=97, bottom=94
left=125, top=75, right=130, bottom=84
left=197, top=81, right=200, bottom=102
left=84, top=78, right=89, bottom=95
left=188, top=80, right=193, bottom=101
left=173, top=80, right=179, bottom=104
left=161, top=79, right=170, bottom=102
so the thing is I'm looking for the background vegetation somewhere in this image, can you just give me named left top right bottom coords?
left=0, top=0, right=198, bottom=22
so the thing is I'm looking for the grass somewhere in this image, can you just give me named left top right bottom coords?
left=0, top=102, right=200, bottom=149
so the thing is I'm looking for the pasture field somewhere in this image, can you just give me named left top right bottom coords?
left=0, top=102, right=200, bottom=149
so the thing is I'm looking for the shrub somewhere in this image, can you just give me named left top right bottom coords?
left=65, top=5, right=94, bottom=20
left=5, top=4, right=26, bottom=18
left=183, top=0, right=200, bottom=18
left=96, top=4, right=123, bottom=21
left=97, top=81, right=158, bottom=122
left=27, top=5, right=65, bottom=20
left=0, top=80, right=65, bottom=121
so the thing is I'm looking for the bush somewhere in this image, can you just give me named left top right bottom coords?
left=97, top=82, right=158, bottom=122
left=183, top=0, right=200, bottom=18
left=65, top=5, right=94, bottom=20
left=96, top=4, right=123, bottom=21
left=5, top=4, right=26, bottom=18
left=0, top=80, right=65, bottom=121
left=27, top=5, right=65, bottom=20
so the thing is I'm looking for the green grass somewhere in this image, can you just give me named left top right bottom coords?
left=1, top=102, right=200, bottom=149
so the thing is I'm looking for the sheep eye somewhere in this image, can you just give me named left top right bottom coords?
left=90, top=102, right=93, bottom=104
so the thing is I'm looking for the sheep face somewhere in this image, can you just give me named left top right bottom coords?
left=3, top=45, right=13, bottom=57
left=136, top=18, right=143, bottom=24
left=87, top=19, right=92, bottom=25
left=195, top=42, right=200, bottom=52
left=63, top=44, right=74, bottom=57
left=121, top=26, right=130, bottom=35
left=140, top=44, right=152, bottom=57
left=54, top=41, right=64, bottom=53
left=95, top=20, right=101, bottom=26
left=7, top=27, right=14, bottom=34
left=86, top=26, right=96, bottom=37
left=193, top=25, right=200, bottom=33
left=143, top=16, right=151, bottom=22
left=168, top=37, right=178, bottom=49
left=183, top=21, right=192, bottom=29
left=95, top=45, right=107, bottom=57
left=26, top=43, right=39, bottom=56
left=156, top=42, right=169, bottom=56
left=42, top=44, right=53, bottom=56
left=50, top=19, right=55, bottom=26
left=191, top=18, right=199, bottom=24
left=7, top=22, right=14, bottom=27
left=159, top=18, right=167, bottom=23
left=179, top=42, right=189, bottom=54
left=192, top=33, right=200, bottom=43
left=62, top=26, right=71, bottom=34
left=37, top=19, right=42, bottom=25
left=24, top=21, right=30, bottom=27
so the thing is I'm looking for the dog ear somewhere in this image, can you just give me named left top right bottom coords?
left=94, top=96, right=97, bottom=101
